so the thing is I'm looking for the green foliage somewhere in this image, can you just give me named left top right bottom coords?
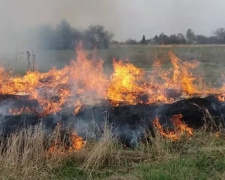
left=133, top=153, right=225, bottom=180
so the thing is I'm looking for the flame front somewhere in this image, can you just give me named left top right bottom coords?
left=153, top=114, right=193, bottom=141
left=1, top=47, right=225, bottom=144
left=1, top=50, right=224, bottom=114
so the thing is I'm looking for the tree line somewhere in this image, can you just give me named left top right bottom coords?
left=37, top=19, right=113, bottom=50
left=125, top=28, right=225, bottom=45
left=37, top=19, right=225, bottom=49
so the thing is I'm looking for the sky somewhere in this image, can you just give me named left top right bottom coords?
left=0, top=0, right=225, bottom=46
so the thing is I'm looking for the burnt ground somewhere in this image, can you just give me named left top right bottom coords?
left=0, top=94, right=225, bottom=146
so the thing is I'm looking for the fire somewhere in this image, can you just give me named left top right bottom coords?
left=106, top=51, right=205, bottom=105
left=169, top=52, right=199, bottom=95
left=0, top=47, right=108, bottom=116
left=153, top=114, right=193, bottom=141
left=9, top=106, right=36, bottom=115
left=1, top=47, right=224, bottom=115
left=1, top=45, right=225, bottom=145
left=48, top=131, right=85, bottom=154
left=107, top=59, right=145, bottom=105
left=74, top=99, right=82, bottom=115
left=69, top=132, right=86, bottom=151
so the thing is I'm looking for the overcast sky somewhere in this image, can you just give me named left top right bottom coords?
left=0, top=0, right=225, bottom=43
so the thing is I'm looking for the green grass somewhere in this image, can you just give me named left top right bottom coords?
left=48, top=131, right=225, bottom=180
left=134, top=153, right=225, bottom=180
left=51, top=153, right=225, bottom=180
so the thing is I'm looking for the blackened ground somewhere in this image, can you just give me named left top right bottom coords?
left=0, top=94, right=224, bottom=147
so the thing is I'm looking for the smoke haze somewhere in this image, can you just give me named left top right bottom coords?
left=0, top=0, right=225, bottom=52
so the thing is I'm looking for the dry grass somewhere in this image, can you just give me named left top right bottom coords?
left=0, top=122, right=224, bottom=180
left=81, top=126, right=122, bottom=172
left=0, top=125, right=77, bottom=180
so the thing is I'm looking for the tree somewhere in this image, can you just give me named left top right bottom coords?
left=169, top=34, right=178, bottom=44
left=37, top=20, right=80, bottom=50
left=140, top=35, right=146, bottom=44
left=56, top=19, right=80, bottom=49
left=84, top=25, right=113, bottom=49
left=195, top=35, right=208, bottom=44
left=158, top=33, right=168, bottom=44
left=214, top=28, right=225, bottom=43
left=186, top=29, right=195, bottom=44
left=153, top=35, right=159, bottom=44
left=125, top=39, right=138, bottom=45
left=177, top=33, right=186, bottom=44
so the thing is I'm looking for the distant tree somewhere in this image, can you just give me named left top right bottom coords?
left=196, top=35, right=208, bottom=44
left=110, top=40, right=119, bottom=45
left=37, top=20, right=80, bottom=50
left=125, top=39, right=138, bottom=45
left=158, top=33, right=168, bottom=44
left=208, top=36, right=218, bottom=44
left=140, top=35, right=146, bottom=44
left=214, top=28, right=225, bottom=43
left=169, top=34, right=178, bottom=44
left=56, top=19, right=80, bottom=49
left=177, top=33, right=186, bottom=44
left=186, top=29, right=196, bottom=44
left=84, top=25, right=113, bottom=49
left=154, top=35, right=159, bottom=44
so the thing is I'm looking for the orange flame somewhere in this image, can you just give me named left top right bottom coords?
left=74, top=99, right=82, bottom=115
left=48, top=132, right=85, bottom=154
left=107, top=59, right=145, bottom=105
left=153, top=114, right=193, bottom=141
left=0, top=48, right=224, bottom=116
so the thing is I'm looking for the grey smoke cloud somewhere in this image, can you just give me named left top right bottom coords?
left=0, top=0, right=224, bottom=48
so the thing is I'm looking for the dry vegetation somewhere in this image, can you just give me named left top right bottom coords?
left=0, top=123, right=225, bottom=180
left=1, top=45, right=225, bottom=179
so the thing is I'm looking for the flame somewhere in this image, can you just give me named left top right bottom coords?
left=0, top=45, right=225, bottom=148
left=9, top=107, right=36, bottom=115
left=107, top=59, right=145, bottom=105
left=153, top=114, right=193, bottom=141
left=1, top=48, right=225, bottom=114
left=106, top=51, right=205, bottom=105
left=74, top=99, right=82, bottom=115
left=215, top=132, right=219, bottom=138
left=48, top=131, right=85, bottom=154
left=169, top=52, right=199, bottom=95
left=0, top=48, right=108, bottom=116
left=69, top=132, right=86, bottom=151
left=0, top=47, right=225, bottom=118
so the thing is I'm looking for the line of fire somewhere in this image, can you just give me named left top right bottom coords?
left=0, top=45, right=225, bottom=154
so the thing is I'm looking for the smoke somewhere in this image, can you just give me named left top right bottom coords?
left=1, top=0, right=225, bottom=50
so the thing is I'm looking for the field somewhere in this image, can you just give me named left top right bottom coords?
left=2, top=44, right=225, bottom=86
left=1, top=125, right=225, bottom=180
left=0, top=44, right=225, bottom=179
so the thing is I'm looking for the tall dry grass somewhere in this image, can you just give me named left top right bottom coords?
left=81, top=126, right=121, bottom=171
left=0, top=125, right=76, bottom=180
left=0, top=120, right=224, bottom=180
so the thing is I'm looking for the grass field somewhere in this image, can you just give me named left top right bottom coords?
left=0, top=44, right=225, bottom=179
left=1, top=126, right=225, bottom=180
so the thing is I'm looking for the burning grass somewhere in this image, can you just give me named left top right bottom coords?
left=0, top=124, right=224, bottom=180
left=1, top=45, right=225, bottom=179
left=1, top=45, right=225, bottom=117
